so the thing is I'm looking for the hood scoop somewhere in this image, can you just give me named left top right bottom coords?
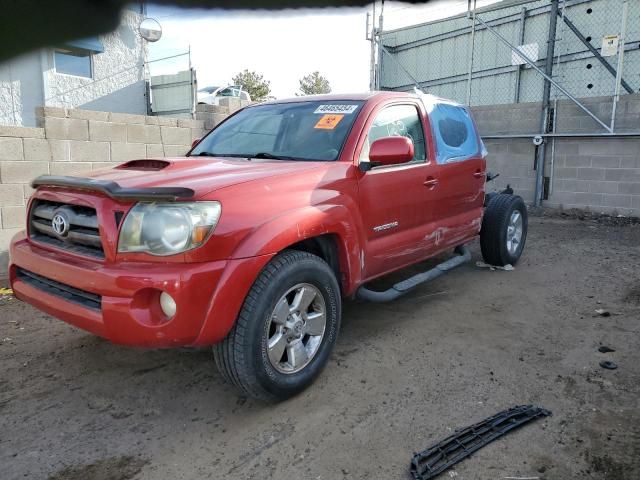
left=117, top=159, right=170, bottom=171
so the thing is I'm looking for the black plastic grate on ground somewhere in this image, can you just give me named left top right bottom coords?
left=410, top=405, right=552, bottom=480
left=16, top=268, right=102, bottom=311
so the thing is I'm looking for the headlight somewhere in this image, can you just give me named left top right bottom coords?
left=118, top=202, right=221, bottom=256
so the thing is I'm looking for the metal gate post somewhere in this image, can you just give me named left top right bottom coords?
left=534, top=0, right=559, bottom=207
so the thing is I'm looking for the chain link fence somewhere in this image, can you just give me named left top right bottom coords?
left=377, top=0, right=640, bottom=135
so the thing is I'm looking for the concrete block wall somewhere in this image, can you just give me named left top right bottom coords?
left=546, top=138, right=640, bottom=212
left=481, top=137, right=640, bottom=213
left=0, top=105, right=232, bottom=276
left=481, top=138, right=537, bottom=204
left=195, top=97, right=249, bottom=129
left=472, top=93, right=640, bottom=217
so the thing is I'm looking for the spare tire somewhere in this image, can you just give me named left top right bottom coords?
left=480, top=194, right=527, bottom=266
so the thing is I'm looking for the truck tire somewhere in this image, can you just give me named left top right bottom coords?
left=480, top=194, right=527, bottom=266
left=213, top=250, right=341, bottom=401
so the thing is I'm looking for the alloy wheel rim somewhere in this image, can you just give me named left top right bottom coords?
left=506, top=210, right=523, bottom=255
left=267, top=283, right=326, bottom=374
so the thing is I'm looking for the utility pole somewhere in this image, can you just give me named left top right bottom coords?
left=375, top=0, right=385, bottom=90
left=368, top=2, right=377, bottom=91
left=533, top=0, right=559, bottom=207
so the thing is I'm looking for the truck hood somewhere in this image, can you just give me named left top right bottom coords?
left=85, top=157, right=326, bottom=199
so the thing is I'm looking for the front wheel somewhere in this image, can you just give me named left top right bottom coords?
left=213, top=250, right=341, bottom=401
left=480, top=194, right=528, bottom=266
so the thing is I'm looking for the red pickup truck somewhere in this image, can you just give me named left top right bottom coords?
left=9, top=92, right=527, bottom=400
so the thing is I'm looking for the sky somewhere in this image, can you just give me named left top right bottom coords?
left=147, top=1, right=501, bottom=99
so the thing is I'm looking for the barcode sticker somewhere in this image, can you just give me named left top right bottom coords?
left=314, top=104, right=359, bottom=115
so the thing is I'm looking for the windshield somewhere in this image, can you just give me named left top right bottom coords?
left=190, top=100, right=364, bottom=161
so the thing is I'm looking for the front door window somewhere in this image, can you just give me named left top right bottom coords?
left=359, top=104, right=426, bottom=165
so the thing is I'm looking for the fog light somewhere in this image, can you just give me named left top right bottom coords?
left=159, top=292, right=177, bottom=318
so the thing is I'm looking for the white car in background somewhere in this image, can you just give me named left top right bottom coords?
left=197, top=85, right=251, bottom=105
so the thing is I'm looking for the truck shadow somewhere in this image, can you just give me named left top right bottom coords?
left=6, top=244, right=482, bottom=449
left=63, top=246, right=479, bottom=409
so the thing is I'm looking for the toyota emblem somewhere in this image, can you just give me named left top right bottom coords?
left=51, top=212, right=70, bottom=237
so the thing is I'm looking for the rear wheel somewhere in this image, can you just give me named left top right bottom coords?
left=213, top=250, right=341, bottom=401
left=480, top=194, right=527, bottom=266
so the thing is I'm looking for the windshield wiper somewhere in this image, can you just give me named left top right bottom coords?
left=192, top=151, right=305, bottom=161
left=191, top=152, right=247, bottom=158
left=252, top=152, right=298, bottom=160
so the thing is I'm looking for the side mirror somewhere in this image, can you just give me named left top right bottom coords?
left=366, top=136, right=414, bottom=169
left=191, top=138, right=201, bottom=148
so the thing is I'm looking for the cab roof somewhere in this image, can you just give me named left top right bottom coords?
left=262, top=91, right=421, bottom=105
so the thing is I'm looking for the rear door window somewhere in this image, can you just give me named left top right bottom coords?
left=429, top=104, right=479, bottom=164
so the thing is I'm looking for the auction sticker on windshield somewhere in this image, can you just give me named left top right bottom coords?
left=315, top=114, right=344, bottom=129
left=314, top=104, right=359, bottom=114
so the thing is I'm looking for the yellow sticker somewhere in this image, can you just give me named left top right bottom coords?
left=314, top=114, right=344, bottom=130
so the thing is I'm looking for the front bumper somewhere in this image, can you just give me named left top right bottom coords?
left=9, top=232, right=272, bottom=347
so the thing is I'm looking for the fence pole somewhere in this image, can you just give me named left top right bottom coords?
left=465, top=0, right=477, bottom=105
left=533, top=0, right=559, bottom=207
left=549, top=0, right=567, bottom=196
left=513, top=7, right=527, bottom=103
left=610, top=0, right=629, bottom=132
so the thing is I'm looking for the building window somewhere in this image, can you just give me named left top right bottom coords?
left=54, top=49, right=92, bottom=78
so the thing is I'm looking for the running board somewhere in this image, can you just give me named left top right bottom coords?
left=410, top=405, right=552, bottom=480
left=356, top=245, right=471, bottom=303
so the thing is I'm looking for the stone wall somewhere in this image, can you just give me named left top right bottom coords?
left=0, top=101, right=241, bottom=276
left=472, top=93, right=640, bottom=215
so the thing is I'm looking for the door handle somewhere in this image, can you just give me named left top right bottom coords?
left=473, top=170, right=485, bottom=178
left=424, top=177, right=439, bottom=188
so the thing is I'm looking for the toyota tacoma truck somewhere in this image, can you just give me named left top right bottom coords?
left=9, top=92, right=527, bottom=401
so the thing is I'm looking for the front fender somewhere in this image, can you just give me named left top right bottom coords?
left=232, top=204, right=365, bottom=295
left=194, top=204, right=365, bottom=345
left=193, top=253, right=275, bottom=345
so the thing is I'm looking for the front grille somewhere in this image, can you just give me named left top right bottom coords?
left=29, top=200, right=104, bottom=259
left=16, top=268, right=102, bottom=311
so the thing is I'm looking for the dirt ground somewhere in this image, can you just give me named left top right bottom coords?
left=1, top=214, right=639, bottom=480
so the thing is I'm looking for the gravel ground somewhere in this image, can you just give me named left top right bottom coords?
left=1, top=215, right=639, bottom=480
